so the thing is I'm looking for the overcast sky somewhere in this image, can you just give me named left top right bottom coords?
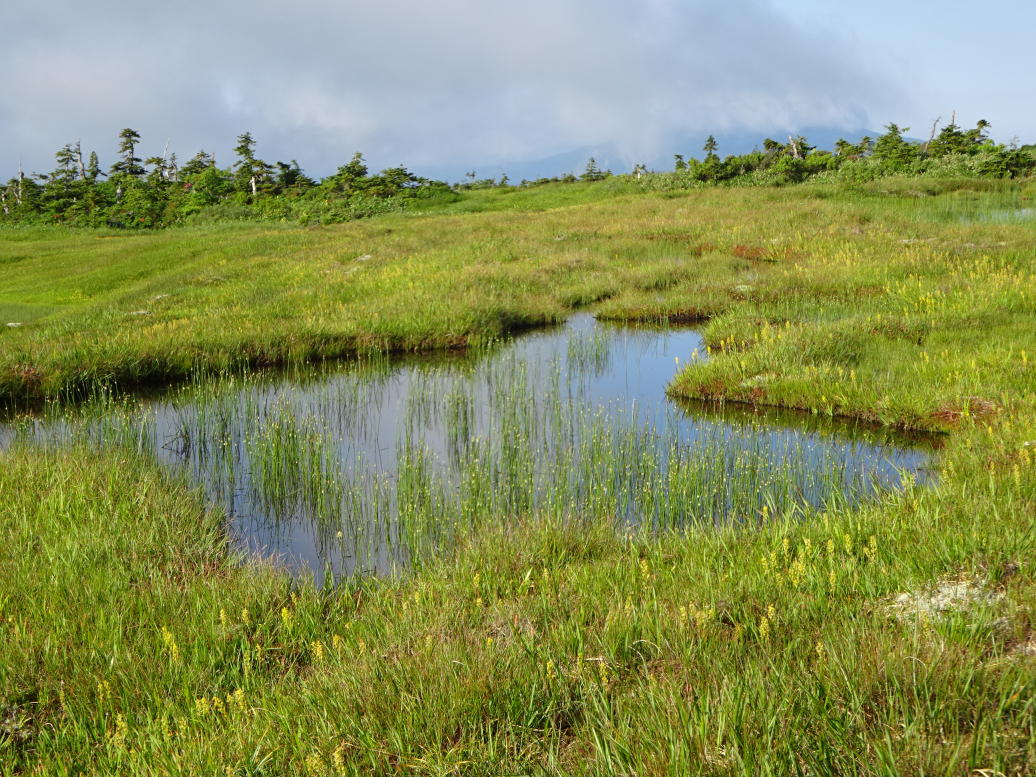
left=2, top=0, right=1032, bottom=180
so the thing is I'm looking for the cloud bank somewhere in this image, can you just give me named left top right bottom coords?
left=1, top=0, right=898, bottom=178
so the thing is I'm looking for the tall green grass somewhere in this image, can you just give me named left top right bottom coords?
left=1, top=422, right=1032, bottom=774
left=1, top=178, right=1034, bottom=774
left=2, top=178, right=1025, bottom=409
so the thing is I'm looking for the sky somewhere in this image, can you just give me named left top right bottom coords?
left=1, top=0, right=1033, bottom=181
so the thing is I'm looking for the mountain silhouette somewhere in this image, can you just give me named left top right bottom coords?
left=415, top=126, right=887, bottom=183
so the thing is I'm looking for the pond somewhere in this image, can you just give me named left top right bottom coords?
left=965, top=207, right=1036, bottom=224
left=2, top=315, right=937, bottom=583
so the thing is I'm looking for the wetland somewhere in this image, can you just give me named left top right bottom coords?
left=1, top=180, right=1033, bottom=775
left=4, top=315, right=936, bottom=582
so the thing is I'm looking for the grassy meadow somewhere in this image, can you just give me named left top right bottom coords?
left=1, top=178, right=1035, bottom=774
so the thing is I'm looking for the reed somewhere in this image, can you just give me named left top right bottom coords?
left=7, top=317, right=930, bottom=582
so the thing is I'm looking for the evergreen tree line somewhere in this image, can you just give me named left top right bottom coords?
left=662, top=119, right=1035, bottom=186
left=0, top=129, right=455, bottom=228
left=2, top=119, right=1033, bottom=228
left=461, top=119, right=1035, bottom=190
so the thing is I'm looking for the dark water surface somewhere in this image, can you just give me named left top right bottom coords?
left=2, top=315, right=937, bottom=583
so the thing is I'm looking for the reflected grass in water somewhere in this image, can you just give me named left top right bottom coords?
left=4, top=316, right=935, bottom=582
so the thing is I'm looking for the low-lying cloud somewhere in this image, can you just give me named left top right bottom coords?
left=1, top=0, right=898, bottom=179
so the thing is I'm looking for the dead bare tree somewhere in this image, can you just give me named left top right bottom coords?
left=74, top=141, right=87, bottom=180
left=923, top=117, right=941, bottom=154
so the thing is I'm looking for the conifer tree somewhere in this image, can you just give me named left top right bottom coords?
left=86, top=151, right=101, bottom=181
left=581, top=157, right=606, bottom=181
left=110, top=128, right=145, bottom=178
left=233, top=132, right=273, bottom=197
left=181, top=151, right=216, bottom=178
left=703, top=135, right=719, bottom=162
left=325, top=152, right=369, bottom=194
left=52, top=143, right=79, bottom=184
left=873, top=124, right=917, bottom=168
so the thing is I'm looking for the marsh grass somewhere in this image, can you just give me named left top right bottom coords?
left=1, top=178, right=1035, bottom=774
left=246, top=402, right=345, bottom=522
left=0, top=431, right=1032, bottom=774
left=9, top=317, right=927, bottom=581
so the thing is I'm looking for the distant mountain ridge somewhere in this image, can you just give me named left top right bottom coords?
left=415, top=126, right=884, bottom=183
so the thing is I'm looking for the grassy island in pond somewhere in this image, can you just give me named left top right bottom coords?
left=1, top=178, right=1034, bottom=774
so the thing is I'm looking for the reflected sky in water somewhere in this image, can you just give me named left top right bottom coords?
left=3, top=315, right=937, bottom=583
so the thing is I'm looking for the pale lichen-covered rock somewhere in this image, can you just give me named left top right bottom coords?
left=886, top=579, right=1003, bottom=622
left=1014, top=638, right=1036, bottom=657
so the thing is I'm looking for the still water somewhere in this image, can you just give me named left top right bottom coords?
left=3, top=315, right=936, bottom=583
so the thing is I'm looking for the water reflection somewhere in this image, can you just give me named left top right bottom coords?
left=3, top=315, right=937, bottom=583
left=965, top=207, right=1036, bottom=224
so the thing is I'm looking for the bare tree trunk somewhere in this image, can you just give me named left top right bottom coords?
left=923, top=117, right=941, bottom=154
left=250, top=175, right=257, bottom=197
left=1, top=188, right=8, bottom=215
left=17, top=161, right=24, bottom=205
left=75, top=141, right=87, bottom=180
left=788, top=136, right=802, bottom=160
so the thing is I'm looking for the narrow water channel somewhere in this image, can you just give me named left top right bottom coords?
left=2, top=315, right=936, bottom=583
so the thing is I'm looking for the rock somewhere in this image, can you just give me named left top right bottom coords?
left=1014, top=638, right=1036, bottom=657
left=127, top=310, right=151, bottom=317
left=5, top=322, right=21, bottom=327
left=887, top=579, right=1003, bottom=622
left=990, top=617, right=1013, bottom=638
